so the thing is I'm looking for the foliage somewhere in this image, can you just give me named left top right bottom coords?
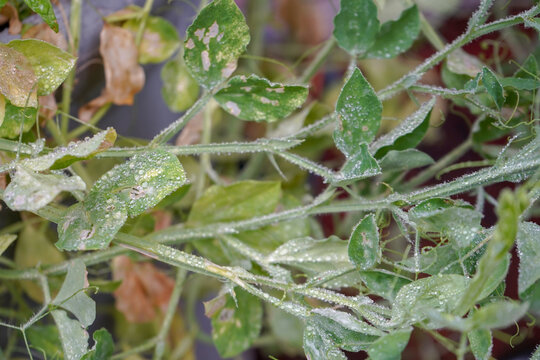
left=0, top=0, right=539, bottom=359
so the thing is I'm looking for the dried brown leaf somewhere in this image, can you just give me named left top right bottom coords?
left=112, top=255, right=174, bottom=323
left=22, top=23, right=68, bottom=51
left=100, top=24, right=145, bottom=105
left=0, top=4, right=22, bottom=35
left=152, top=210, right=173, bottom=231
left=78, top=24, right=145, bottom=122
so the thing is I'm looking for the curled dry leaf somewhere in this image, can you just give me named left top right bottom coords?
left=276, top=0, right=335, bottom=45
left=0, top=3, right=22, bottom=35
left=22, top=23, right=68, bottom=51
left=79, top=24, right=145, bottom=122
left=0, top=172, right=6, bottom=190
left=112, top=255, right=174, bottom=323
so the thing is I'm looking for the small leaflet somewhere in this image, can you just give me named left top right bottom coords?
left=184, top=0, right=250, bottom=89
left=123, top=15, right=180, bottom=64
left=333, top=143, right=381, bottom=185
left=482, top=66, right=505, bottom=110
left=366, top=5, right=420, bottom=59
left=348, top=213, right=380, bottom=270
left=214, top=75, right=308, bottom=122
left=23, top=0, right=58, bottom=32
left=161, top=57, right=199, bottom=112
left=333, top=0, right=379, bottom=55
left=334, top=68, right=382, bottom=158
left=0, top=103, right=36, bottom=139
left=516, top=222, right=540, bottom=311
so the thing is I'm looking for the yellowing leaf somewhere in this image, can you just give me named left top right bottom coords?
left=0, top=44, right=38, bottom=108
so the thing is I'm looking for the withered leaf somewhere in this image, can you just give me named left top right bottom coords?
left=112, top=255, right=174, bottom=323
left=79, top=24, right=145, bottom=122
left=0, top=3, right=22, bottom=35
left=22, top=23, right=68, bottom=51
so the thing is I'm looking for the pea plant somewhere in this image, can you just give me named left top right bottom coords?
left=0, top=0, right=540, bottom=359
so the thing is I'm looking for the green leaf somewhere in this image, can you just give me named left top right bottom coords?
left=392, top=274, right=469, bottom=326
left=0, top=234, right=17, bottom=256
left=516, top=222, right=540, bottom=311
left=468, top=329, right=492, bottom=360
left=379, top=149, right=434, bottom=172
left=348, top=213, right=379, bottom=270
left=7, top=39, right=76, bottom=96
left=514, top=54, right=538, bottom=79
left=15, top=225, right=65, bottom=302
left=367, top=330, right=412, bottom=360
left=214, top=74, right=308, bottom=122
left=0, top=102, right=36, bottom=139
left=499, top=77, right=540, bottom=90
left=0, top=44, right=38, bottom=108
left=23, top=0, right=58, bottom=32
left=161, top=57, right=199, bottom=112
left=0, top=94, right=5, bottom=128
left=184, top=0, right=250, bottom=89
left=366, top=5, right=420, bottom=59
left=531, top=345, right=540, bottom=360
left=188, top=181, right=281, bottom=225
left=26, top=325, right=63, bottom=360
left=123, top=15, right=180, bottom=64
left=371, top=98, right=435, bottom=158
left=470, top=301, right=528, bottom=330
left=334, top=68, right=382, bottom=158
left=51, top=309, right=89, bottom=360
left=446, top=49, right=484, bottom=77
left=303, top=321, right=347, bottom=360
left=303, top=308, right=380, bottom=359
left=205, top=288, right=262, bottom=358
left=333, top=0, right=380, bottom=55
left=87, top=149, right=187, bottom=218
left=3, top=166, right=86, bottom=211
left=457, top=189, right=524, bottom=314
left=409, top=198, right=483, bottom=249
left=267, top=236, right=349, bottom=272
left=333, top=143, right=381, bottom=185
left=359, top=270, right=410, bottom=301
left=21, top=128, right=117, bottom=171
left=482, top=67, right=505, bottom=109
left=81, top=329, right=114, bottom=360
left=56, top=200, right=127, bottom=251
left=53, top=259, right=96, bottom=327
left=267, top=305, right=305, bottom=349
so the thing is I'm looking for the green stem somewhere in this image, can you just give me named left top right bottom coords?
left=135, top=0, right=155, bottom=47
left=298, top=37, right=336, bottom=84
left=149, top=91, right=212, bottom=146
left=67, top=103, right=112, bottom=140
left=402, top=137, right=473, bottom=190
left=153, top=268, right=187, bottom=360
left=60, top=0, right=82, bottom=136
left=377, top=5, right=540, bottom=100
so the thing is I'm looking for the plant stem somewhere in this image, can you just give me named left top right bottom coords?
left=153, top=268, right=187, bottom=360
left=298, top=37, right=336, bottom=84
left=60, top=0, right=82, bottom=137
left=135, top=0, right=155, bottom=47
left=149, top=91, right=212, bottom=146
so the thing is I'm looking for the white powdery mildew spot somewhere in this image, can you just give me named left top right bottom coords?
left=201, top=50, right=211, bottom=71
left=266, top=87, right=285, bottom=93
left=241, top=86, right=252, bottom=92
left=221, top=60, right=237, bottom=77
left=194, top=28, right=205, bottom=41
left=186, top=38, right=195, bottom=49
left=225, top=101, right=241, bottom=116
left=260, top=97, right=279, bottom=106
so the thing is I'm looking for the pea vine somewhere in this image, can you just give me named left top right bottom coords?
left=0, top=0, right=539, bottom=359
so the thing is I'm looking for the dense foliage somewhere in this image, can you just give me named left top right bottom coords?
left=0, top=0, right=540, bottom=359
